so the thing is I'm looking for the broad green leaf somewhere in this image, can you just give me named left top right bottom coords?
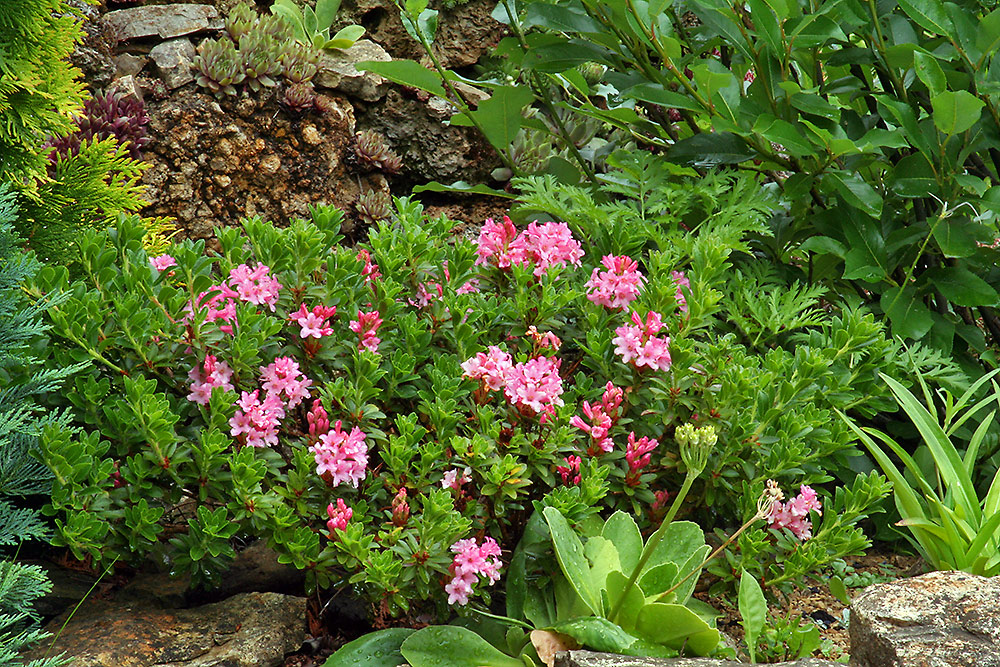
left=747, top=0, right=783, bottom=54
left=400, top=626, right=523, bottom=667
left=331, top=25, right=366, bottom=43
left=323, top=628, right=414, bottom=667
left=913, top=50, right=947, bottom=95
left=623, top=84, right=704, bottom=113
left=641, top=521, right=705, bottom=574
left=634, top=603, right=720, bottom=655
left=522, top=2, right=605, bottom=33
left=896, top=0, right=951, bottom=35
left=932, top=218, right=988, bottom=258
left=412, top=181, right=516, bottom=198
left=881, top=285, right=933, bottom=340
left=931, top=91, right=985, bottom=135
left=738, top=571, right=767, bottom=663
left=467, top=86, right=535, bottom=153
left=605, top=570, right=645, bottom=633
left=799, top=236, right=846, bottom=258
left=665, top=132, right=755, bottom=166
left=355, top=59, right=446, bottom=97
left=827, top=171, right=883, bottom=217
left=752, top=115, right=815, bottom=157
left=543, top=507, right=601, bottom=615
left=550, top=617, right=641, bottom=654
left=977, top=9, right=1000, bottom=61
left=637, top=562, right=679, bottom=600
left=315, top=0, right=342, bottom=31
left=921, top=266, right=999, bottom=307
left=402, top=8, right=438, bottom=44
left=584, top=536, right=622, bottom=596
left=602, top=512, right=643, bottom=573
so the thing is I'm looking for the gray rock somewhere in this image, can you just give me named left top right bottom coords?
left=850, top=570, right=1000, bottom=667
left=315, top=39, right=391, bottom=102
left=24, top=591, right=305, bottom=667
left=115, top=53, right=148, bottom=78
left=105, top=5, right=223, bottom=42
left=112, top=75, right=145, bottom=103
left=555, top=653, right=840, bottom=667
left=150, top=39, right=197, bottom=89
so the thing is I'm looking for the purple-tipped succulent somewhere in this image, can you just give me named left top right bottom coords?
left=239, top=31, right=283, bottom=92
left=354, top=130, right=402, bottom=174
left=280, top=82, right=317, bottom=112
left=355, top=190, right=393, bottom=225
left=45, top=89, right=150, bottom=163
left=226, top=2, right=258, bottom=42
left=281, top=42, right=320, bottom=84
left=194, top=38, right=245, bottom=96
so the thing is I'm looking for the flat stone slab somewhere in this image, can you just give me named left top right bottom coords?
left=555, top=652, right=840, bottom=667
left=149, top=38, right=197, bottom=89
left=315, top=39, right=391, bottom=102
left=105, top=5, right=222, bottom=41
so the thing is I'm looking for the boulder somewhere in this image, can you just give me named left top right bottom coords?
left=24, top=591, right=305, bottom=667
left=105, top=5, right=223, bottom=42
left=849, top=570, right=1000, bottom=667
left=315, top=39, right=391, bottom=102
left=554, top=653, right=840, bottom=667
left=149, top=39, right=197, bottom=90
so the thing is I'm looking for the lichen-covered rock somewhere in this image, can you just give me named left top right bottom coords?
left=849, top=570, right=1000, bottom=667
left=140, top=87, right=384, bottom=241
left=105, top=4, right=223, bottom=41
left=315, top=39, right=391, bottom=102
left=150, top=38, right=197, bottom=89
left=24, top=591, right=305, bottom=667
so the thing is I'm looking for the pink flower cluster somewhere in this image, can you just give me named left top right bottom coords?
left=327, top=498, right=352, bottom=533
left=585, top=255, right=645, bottom=309
left=189, top=283, right=239, bottom=334
left=504, top=356, right=565, bottom=414
left=309, top=420, right=369, bottom=487
left=307, top=399, right=330, bottom=440
left=229, top=390, right=286, bottom=448
left=188, top=263, right=282, bottom=334
left=290, top=303, right=337, bottom=339
left=612, top=311, right=672, bottom=371
left=350, top=309, right=382, bottom=353
left=526, top=325, right=561, bottom=352
left=150, top=254, right=177, bottom=271
left=556, top=455, right=582, bottom=485
left=187, top=355, right=235, bottom=405
left=625, top=433, right=658, bottom=486
left=569, top=382, right=624, bottom=455
left=461, top=346, right=514, bottom=391
left=260, top=356, right=312, bottom=408
left=475, top=216, right=584, bottom=277
left=768, top=484, right=822, bottom=540
left=357, top=249, right=381, bottom=284
left=445, top=537, right=502, bottom=606
left=442, top=467, right=471, bottom=491
left=671, top=270, right=690, bottom=314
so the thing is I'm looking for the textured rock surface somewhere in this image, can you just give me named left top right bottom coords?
left=24, top=590, right=305, bottom=667
left=315, top=39, right=391, bottom=102
left=105, top=4, right=223, bottom=41
left=555, top=653, right=840, bottom=667
left=149, top=39, right=197, bottom=89
left=140, top=87, right=386, bottom=241
left=850, top=570, right=1000, bottom=667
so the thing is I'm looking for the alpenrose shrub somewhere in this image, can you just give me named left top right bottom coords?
left=29, top=176, right=933, bottom=614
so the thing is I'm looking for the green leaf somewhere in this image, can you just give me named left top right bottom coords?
left=634, top=603, right=720, bottom=655
left=323, top=628, right=415, bottom=667
left=585, top=535, right=622, bottom=595
left=827, top=171, right=883, bottom=217
left=666, top=132, right=755, bottom=166
left=355, top=59, right=446, bottom=97
left=828, top=576, right=850, bottom=606
left=881, top=285, right=934, bottom=340
left=315, top=0, right=343, bottom=32
left=921, top=266, right=999, bottom=307
left=400, top=626, right=523, bottom=667
left=467, top=86, right=536, bottom=153
left=913, top=51, right=947, bottom=96
left=412, top=181, right=517, bottom=198
left=896, top=0, right=952, bottom=35
left=738, top=571, right=767, bottom=663
left=550, top=617, right=642, bottom=654
left=932, top=218, right=988, bottom=258
left=543, top=506, right=601, bottom=615
left=752, top=115, right=815, bottom=158
left=747, top=0, right=783, bottom=55
left=402, top=8, right=438, bottom=44
left=601, top=511, right=642, bottom=574
left=521, top=2, right=605, bottom=33
left=605, top=570, right=646, bottom=633
left=931, top=91, right=985, bottom=135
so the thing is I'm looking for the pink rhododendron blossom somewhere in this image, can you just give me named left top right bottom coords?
left=442, top=467, right=472, bottom=491
left=326, top=499, right=352, bottom=533
left=410, top=281, right=444, bottom=308
left=556, top=455, right=582, bottom=485
left=625, top=433, right=658, bottom=486
left=357, top=249, right=381, bottom=284
left=768, top=484, right=822, bottom=540
left=309, top=420, right=368, bottom=487
left=585, top=255, right=645, bottom=309
left=186, top=355, right=235, bottom=405
left=671, top=271, right=690, bottom=314
left=461, top=346, right=514, bottom=392
left=229, top=390, right=286, bottom=448
left=289, top=303, right=337, bottom=339
left=510, top=221, right=584, bottom=277
left=613, top=311, right=671, bottom=371
left=526, top=326, right=561, bottom=351
left=456, top=278, right=481, bottom=295
left=391, top=487, right=410, bottom=526
left=504, top=356, right=565, bottom=414
left=349, top=309, right=382, bottom=353
left=475, top=215, right=521, bottom=269
left=446, top=537, right=503, bottom=606
left=652, top=489, right=671, bottom=514
left=307, top=399, right=330, bottom=439
left=228, top=263, right=282, bottom=312
left=570, top=382, right=624, bottom=455
left=188, top=283, right=240, bottom=334
left=260, top=356, right=313, bottom=409
left=150, top=254, right=177, bottom=271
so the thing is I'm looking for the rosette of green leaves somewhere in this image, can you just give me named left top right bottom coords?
left=281, top=42, right=321, bottom=84
left=239, top=29, right=283, bottom=92
left=270, top=0, right=365, bottom=51
left=193, top=38, right=245, bottom=97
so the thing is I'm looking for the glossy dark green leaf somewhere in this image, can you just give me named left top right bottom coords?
left=931, top=90, right=985, bottom=135
left=922, top=266, right=1000, bottom=306
left=355, top=59, right=446, bottom=97
left=400, top=626, right=523, bottom=667
left=466, top=86, right=535, bottom=152
left=913, top=51, right=947, bottom=96
left=543, top=506, right=601, bottom=615
left=522, top=2, right=605, bottom=33
left=827, top=171, right=883, bottom=217
left=896, top=0, right=952, bottom=35
left=323, top=628, right=415, bottom=667
left=666, top=132, right=755, bottom=166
